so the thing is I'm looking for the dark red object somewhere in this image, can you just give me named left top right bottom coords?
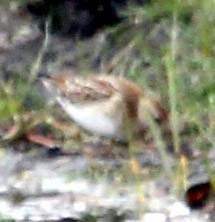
left=185, top=182, right=212, bottom=209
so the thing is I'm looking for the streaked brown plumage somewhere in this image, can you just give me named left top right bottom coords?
left=40, top=73, right=168, bottom=141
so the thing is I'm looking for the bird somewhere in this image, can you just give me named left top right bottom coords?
left=39, top=73, right=168, bottom=142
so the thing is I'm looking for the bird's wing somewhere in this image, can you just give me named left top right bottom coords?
left=47, top=75, right=119, bottom=103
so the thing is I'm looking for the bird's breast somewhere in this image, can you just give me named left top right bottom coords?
left=57, top=97, right=125, bottom=139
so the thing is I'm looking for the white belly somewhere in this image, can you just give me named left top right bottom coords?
left=57, top=98, right=123, bottom=139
